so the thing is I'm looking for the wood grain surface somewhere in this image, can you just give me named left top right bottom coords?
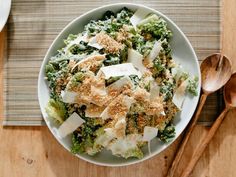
left=0, top=0, right=236, bottom=177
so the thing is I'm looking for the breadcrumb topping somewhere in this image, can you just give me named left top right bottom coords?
left=96, top=33, right=123, bottom=54
left=72, top=54, right=105, bottom=72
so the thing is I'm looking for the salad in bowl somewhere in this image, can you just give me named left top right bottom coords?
left=38, top=4, right=200, bottom=166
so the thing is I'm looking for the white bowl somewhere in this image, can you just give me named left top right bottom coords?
left=38, top=3, right=201, bottom=167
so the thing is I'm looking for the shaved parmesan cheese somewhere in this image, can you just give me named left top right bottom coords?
left=142, top=126, right=158, bottom=141
left=100, top=63, right=142, bottom=79
left=171, top=66, right=183, bottom=84
left=108, top=134, right=142, bottom=157
left=89, top=85, right=108, bottom=106
left=147, top=40, right=162, bottom=61
left=143, top=126, right=158, bottom=155
left=104, top=117, right=126, bottom=139
left=95, top=130, right=115, bottom=147
left=137, top=14, right=160, bottom=27
left=149, top=80, right=160, bottom=101
left=88, top=36, right=103, bottom=50
left=115, top=117, right=126, bottom=129
left=85, top=104, right=105, bottom=118
left=91, top=85, right=107, bottom=96
left=58, top=112, right=85, bottom=138
left=85, top=110, right=100, bottom=118
left=100, top=107, right=109, bottom=120
left=114, top=117, right=126, bottom=138
left=172, top=80, right=188, bottom=110
left=77, top=54, right=105, bottom=66
left=100, top=95, right=135, bottom=120
left=127, top=49, right=146, bottom=73
left=132, top=86, right=150, bottom=101
left=107, top=76, right=134, bottom=91
left=80, top=32, right=89, bottom=42
left=124, top=95, right=136, bottom=108
left=71, top=54, right=105, bottom=72
left=130, top=9, right=150, bottom=28
left=160, top=111, right=166, bottom=116
left=61, top=90, right=77, bottom=103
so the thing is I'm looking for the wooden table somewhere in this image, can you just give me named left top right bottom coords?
left=0, top=1, right=236, bottom=177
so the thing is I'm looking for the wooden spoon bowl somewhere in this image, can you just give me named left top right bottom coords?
left=201, top=53, right=232, bottom=94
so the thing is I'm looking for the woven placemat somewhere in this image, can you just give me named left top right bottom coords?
left=3, top=0, right=222, bottom=126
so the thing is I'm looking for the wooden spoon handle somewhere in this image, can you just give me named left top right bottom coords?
left=166, top=93, right=208, bottom=177
left=180, top=108, right=229, bottom=177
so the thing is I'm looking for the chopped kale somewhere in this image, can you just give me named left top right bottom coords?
left=129, top=75, right=140, bottom=87
left=64, top=34, right=77, bottom=45
left=160, top=81, right=174, bottom=101
left=68, top=72, right=85, bottom=89
left=153, top=57, right=165, bottom=75
left=103, top=53, right=120, bottom=66
left=120, top=45, right=128, bottom=62
left=187, top=76, right=199, bottom=96
left=45, top=58, right=69, bottom=94
left=102, top=10, right=115, bottom=20
left=84, top=8, right=133, bottom=36
left=161, top=40, right=172, bottom=55
left=158, top=124, right=176, bottom=143
left=71, top=132, right=84, bottom=154
left=105, top=76, right=122, bottom=86
left=137, top=14, right=172, bottom=41
left=68, top=41, right=95, bottom=55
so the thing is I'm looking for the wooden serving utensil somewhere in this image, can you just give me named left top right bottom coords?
left=180, top=73, right=236, bottom=177
left=166, top=53, right=232, bottom=177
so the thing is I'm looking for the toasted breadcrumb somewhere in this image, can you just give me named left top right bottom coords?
left=72, top=55, right=105, bottom=73
left=86, top=104, right=106, bottom=117
left=107, top=95, right=130, bottom=119
left=96, top=33, right=123, bottom=54
left=116, top=26, right=129, bottom=43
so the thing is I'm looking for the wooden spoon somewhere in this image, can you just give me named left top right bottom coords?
left=166, top=53, right=232, bottom=177
left=180, top=72, right=236, bottom=177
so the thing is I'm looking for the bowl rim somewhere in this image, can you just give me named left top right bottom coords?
left=38, top=3, right=201, bottom=167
